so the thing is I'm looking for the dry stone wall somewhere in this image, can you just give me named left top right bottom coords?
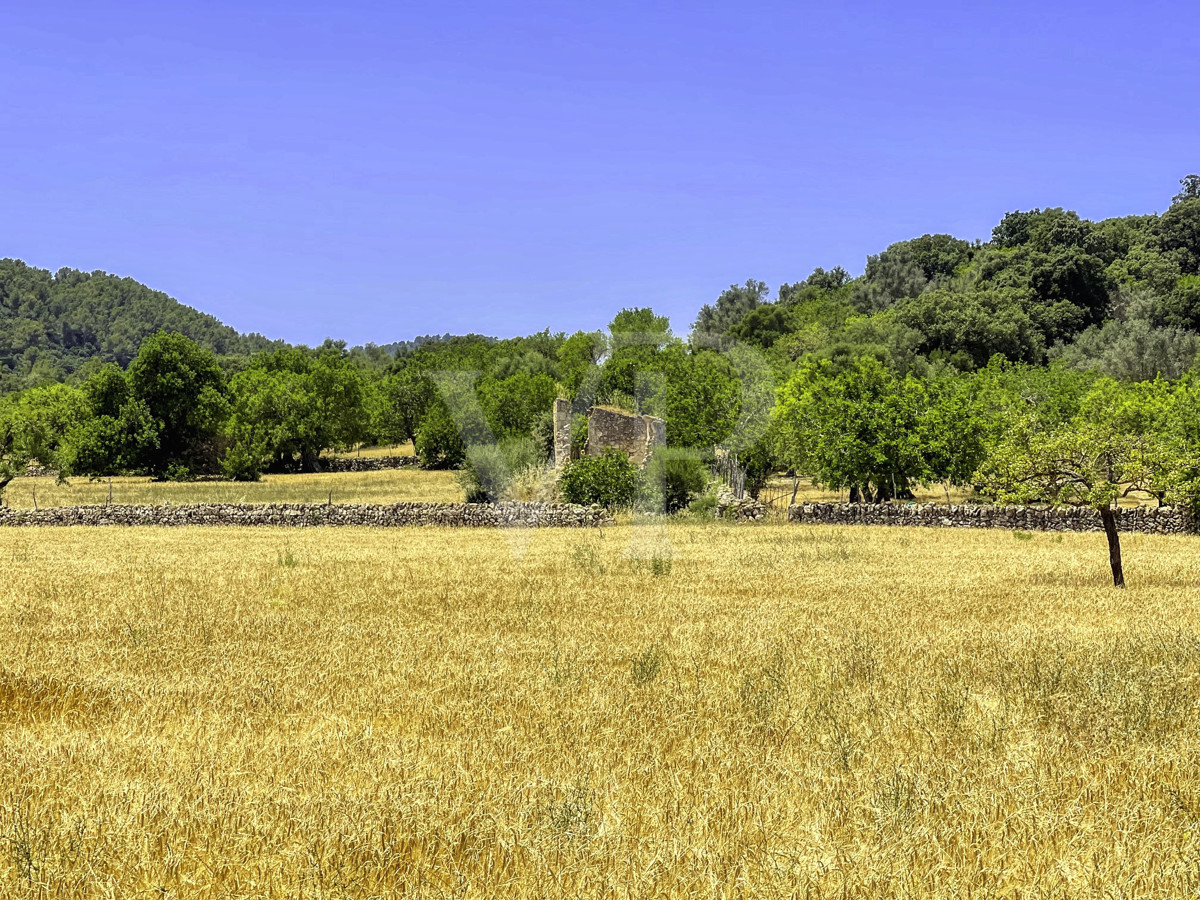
left=788, top=502, right=1194, bottom=535
left=317, top=456, right=421, bottom=473
left=0, top=502, right=613, bottom=529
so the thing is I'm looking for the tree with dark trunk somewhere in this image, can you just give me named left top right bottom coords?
left=1099, top=507, right=1125, bottom=588
left=976, top=377, right=1181, bottom=588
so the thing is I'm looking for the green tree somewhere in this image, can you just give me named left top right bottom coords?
left=557, top=330, right=606, bottom=398
left=728, top=305, right=792, bottom=349
left=1157, top=197, right=1200, bottom=275
left=0, top=383, right=85, bottom=497
left=65, top=364, right=160, bottom=477
left=223, top=346, right=368, bottom=476
left=852, top=246, right=929, bottom=312
left=1173, top=174, right=1200, bottom=205
left=692, top=280, right=769, bottom=337
left=477, top=371, right=557, bottom=441
left=127, top=332, right=229, bottom=478
left=600, top=308, right=674, bottom=408
left=895, top=288, right=1044, bottom=367
left=774, top=356, right=928, bottom=501
left=976, top=378, right=1182, bottom=587
left=660, top=347, right=742, bottom=448
left=370, top=367, right=432, bottom=447
left=415, top=401, right=467, bottom=469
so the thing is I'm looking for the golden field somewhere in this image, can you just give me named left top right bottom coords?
left=3, top=468, right=463, bottom=509
left=3, top=521, right=1200, bottom=897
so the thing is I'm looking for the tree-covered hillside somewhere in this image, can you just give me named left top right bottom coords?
left=703, top=175, right=1200, bottom=381
left=0, top=259, right=277, bottom=391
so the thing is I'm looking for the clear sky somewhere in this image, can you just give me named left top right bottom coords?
left=2, top=1, right=1197, bottom=346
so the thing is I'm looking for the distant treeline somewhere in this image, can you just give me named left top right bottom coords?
left=3, top=177, right=1200, bottom=520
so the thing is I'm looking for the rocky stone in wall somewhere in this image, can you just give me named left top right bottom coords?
left=0, top=502, right=614, bottom=529
left=787, top=502, right=1195, bottom=535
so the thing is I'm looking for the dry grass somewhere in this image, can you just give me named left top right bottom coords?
left=3, top=522, right=1200, bottom=897
left=3, top=468, right=462, bottom=508
left=757, top=477, right=975, bottom=508
left=759, top=477, right=1154, bottom=509
left=332, top=442, right=417, bottom=459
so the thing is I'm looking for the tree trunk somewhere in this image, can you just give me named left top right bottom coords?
left=1099, top=506, right=1125, bottom=588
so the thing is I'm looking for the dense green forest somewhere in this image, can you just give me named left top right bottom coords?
left=4, top=177, right=1200, bottom=570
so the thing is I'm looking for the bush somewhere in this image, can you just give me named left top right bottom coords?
left=458, top=444, right=508, bottom=502
left=642, top=450, right=709, bottom=513
left=221, top=440, right=265, bottom=482
left=458, top=436, right=545, bottom=503
left=687, top=487, right=719, bottom=518
left=559, top=448, right=639, bottom=508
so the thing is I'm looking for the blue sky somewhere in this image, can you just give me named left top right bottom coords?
left=2, top=1, right=1197, bottom=345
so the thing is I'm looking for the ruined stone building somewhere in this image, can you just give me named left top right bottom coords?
left=552, top=399, right=665, bottom=468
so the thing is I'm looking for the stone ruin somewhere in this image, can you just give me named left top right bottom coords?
left=553, top=398, right=665, bottom=468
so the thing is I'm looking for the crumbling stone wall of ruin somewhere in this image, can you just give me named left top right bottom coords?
left=586, top=406, right=665, bottom=467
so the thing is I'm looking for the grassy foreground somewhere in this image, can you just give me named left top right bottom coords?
left=3, top=523, right=1200, bottom=897
left=3, top=468, right=463, bottom=508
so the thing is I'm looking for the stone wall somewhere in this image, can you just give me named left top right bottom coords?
left=715, top=490, right=768, bottom=522
left=317, top=456, right=421, bottom=473
left=788, top=502, right=1194, bottom=535
left=586, top=406, right=665, bottom=467
left=0, top=502, right=614, bottom=529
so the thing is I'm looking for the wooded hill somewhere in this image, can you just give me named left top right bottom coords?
left=0, top=259, right=278, bottom=391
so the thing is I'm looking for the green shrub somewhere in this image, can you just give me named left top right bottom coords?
left=641, top=450, right=709, bottom=513
left=687, top=488, right=719, bottom=518
left=221, top=438, right=266, bottom=482
left=458, top=444, right=508, bottom=502
left=457, top=436, right=543, bottom=502
left=559, top=448, right=639, bottom=508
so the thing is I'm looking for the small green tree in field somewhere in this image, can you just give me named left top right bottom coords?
left=976, top=378, right=1181, bottom=587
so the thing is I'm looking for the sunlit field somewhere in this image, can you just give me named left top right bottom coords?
left=3, top=467, right=462, bottom=508
left=4, top=522, right=1200, bottom=897
left=332, top=442, right=417, bottom=458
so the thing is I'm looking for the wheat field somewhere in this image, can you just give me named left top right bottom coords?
left=3, top=522, right=1200, bottom=897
